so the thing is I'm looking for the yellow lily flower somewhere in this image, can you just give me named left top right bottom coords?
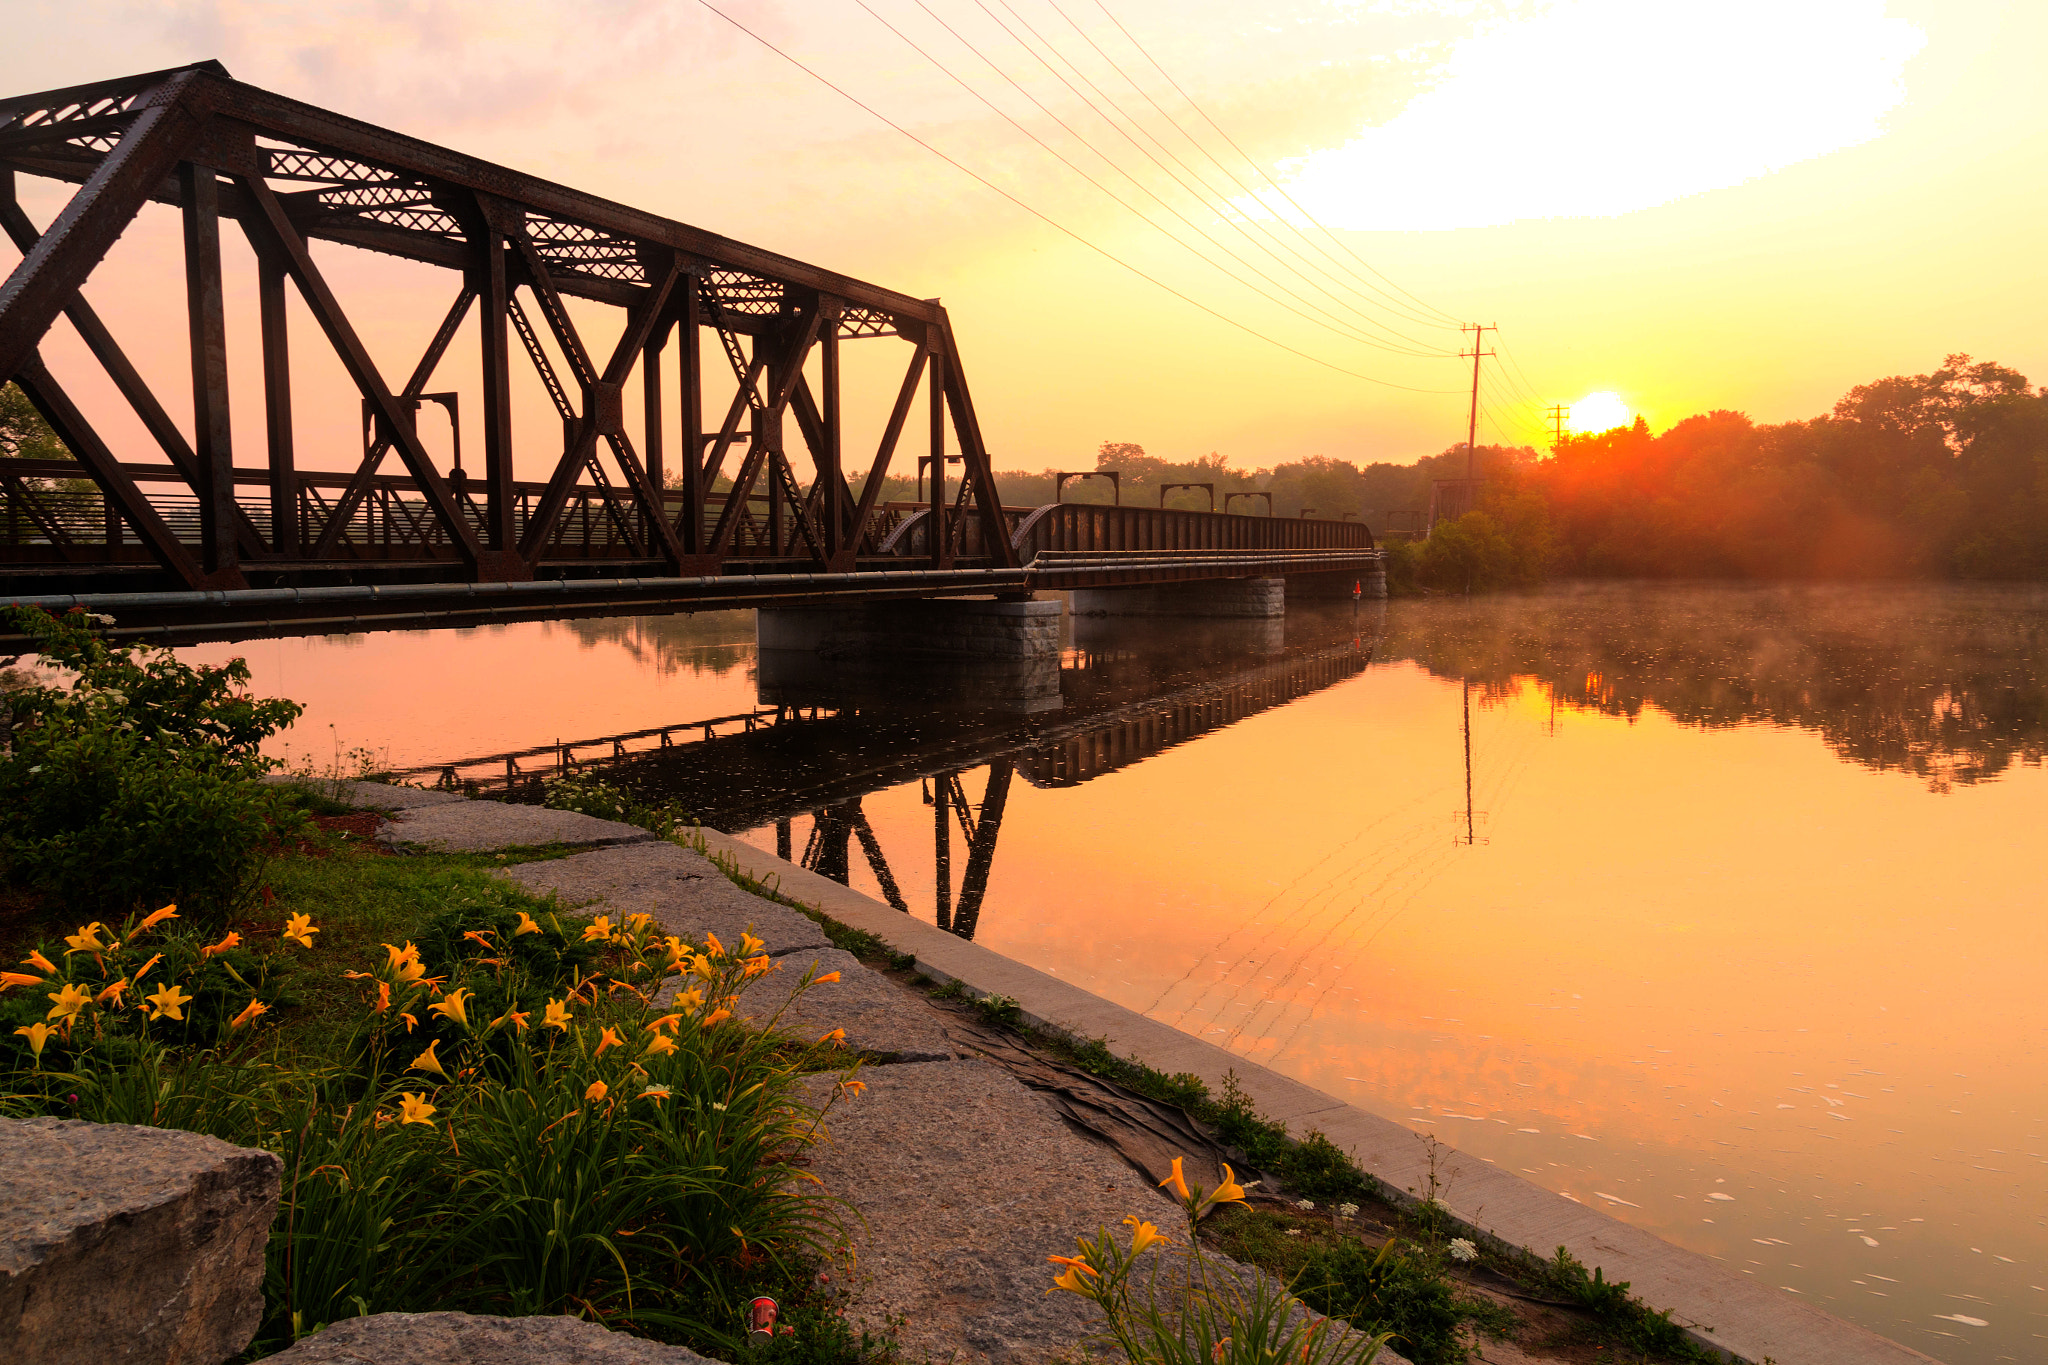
left=812, top=971, right=841, bottom=985
left=135, top=904, right=179, bottom=933
left=643, top=1013, right=684, bottom=1034
left=1123, top=1216, right=1171, bottom=1254
left=739, top=931, right=765, bottom=957
left=145, top=982, right=192, bottom=1022
left=383, top=942, right=427, bottom=984
left=14, top=1022, right=56, bottom=1057
left=64, top=922, right=108, bottom=954
left=581, top=916, right=614, bottom=943
left=409, top=1039, right=449, bottom=1079
left=427, top=987, right=472, bottom=1031
left=593, top=1026, right=625, bottom=1057
left=1198, top=1163, right=1249, bottom=1217
left=229, top=998, right=270, bottom=1030
left=94, top=977, right=130, bottom=1007
left=741, top=955, right=775, bottom=979
left=703, top=931, right=726, bottom=958
left=280, top=913, right=319, bottom=949
left=585, top=1079, right=609, bottom=1102
left=1159, top=1156, right=1192, bottom=1202
left=673, top=987, right=705, bottom=1015
left=200, top=931, right=242, bottom=959
left=23, top=950, right=56, bottom=975
left=1047, top=1255, right=1099, bottom=1298
left=541, top=999, right=573, bottom=1031
left=644, top=1034, right=678, bottom=1057
left=487, top=1004, right=530, bottom=1033
left=396, top=1092, right=437, bottom=1125
left=690, top=953, right=715, bottom=981
left=625, top=912, right=654, bottom=934
left=45, top=982, right=92, bottom=1021
left=513, top=912, right=543, bottom=937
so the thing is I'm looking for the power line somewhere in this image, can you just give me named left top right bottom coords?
left=1089, top=0, right=1467, bottom=330
left=865, top=1, right=1446, bottom=357
left=1547, top=402, right=1569, bottom=452
left=987, top=0, right=1455, bottom=346
left=1461, top=322, right=1496, bottom=478
left=690, top=0, right=1463, bottom=392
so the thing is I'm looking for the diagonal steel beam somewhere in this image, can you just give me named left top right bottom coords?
left=0, top=173, right=267, bottom=558
left=706, top=306, right=822, bottom=559
left=0, top=69, right=212, bottom=386
left=13, top=355, right=220, bottom=587
left=307, top=285, right=475, bottom=558
left=235, top=172, right=486, bottom=571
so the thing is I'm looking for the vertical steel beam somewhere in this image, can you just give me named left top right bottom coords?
left=821, top=321, right=843, bottom=558
left=642, top=315, right=666, bottom=497
left=928, top=346, right=947, bottom=568
left=180, top=162, right=236, bottom=576
left=257, top=250, right=294, bottom=555
left=679, top=275, right=703, bottom=552
left=933, top=774, right=953, bottom=931
left=478, top=231, right=516, bottom=552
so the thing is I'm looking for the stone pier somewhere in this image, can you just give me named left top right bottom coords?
left=756, top=597, right=1062, bottom=712
left=1071, top=575, right=1284, bottom=619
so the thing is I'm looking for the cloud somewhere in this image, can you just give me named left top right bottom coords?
left=1267, top=0, right=1926, bottom=230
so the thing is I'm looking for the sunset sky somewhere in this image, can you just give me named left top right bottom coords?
left=5, top=0, right=2043, bottom=475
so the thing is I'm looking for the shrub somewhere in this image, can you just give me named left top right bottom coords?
left=0, top=606, right=305, bottom=921
left=541, top=769, right=694, bottom=837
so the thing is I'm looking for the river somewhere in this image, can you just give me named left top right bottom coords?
left=190, top=582, right=2047, bottom=1364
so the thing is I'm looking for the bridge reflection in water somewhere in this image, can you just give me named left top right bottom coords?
left=601, top=605, right=1383, bottom=939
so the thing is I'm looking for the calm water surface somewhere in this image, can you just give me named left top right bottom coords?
left=195, top=583, right=2048, bottom=1363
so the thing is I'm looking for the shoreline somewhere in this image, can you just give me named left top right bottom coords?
left=696, top=825, right=1936, bottom=1365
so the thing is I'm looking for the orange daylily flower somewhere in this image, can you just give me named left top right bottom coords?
left=427, top=987, right=472, bottom=1031
left=584, top=1079, right=609, bottom=1102
left=812, top=971, right=841, bottom=985
left=409, top=1039, right=449, bottom=1079
left=94, top=977, right=130, bottom=1007
left=200, top=931, right=242, bottom=959
left=0, top=972, right=45, bottom=991
left=513, top=912, right=542, bottom=937
left=703, top=931, right=726, bottom=958
left=643, top=1013, right=684, bottom=1034
left=22, top=950, right=56, bottom=975
left=581, top=916, right=615, bottom=943
left=63, top=923, right=108, bottom=954
left=701, top=1007, right=732, bottom=1027
left=593, top=1026, right=625, bottom=1057
left=1160, top=1156, right=1192, bottom=1202
left=135, top=904, right=179, bottom=933
left=14, top=1022, right=56, bottom=1058
left=643, top=1034, right=678, bottom=1057
left=229, top=998, right=270, bottom=1030
left=280, top=913, right=319, bottom=949
left=45, top=983, right=93, bottom=1022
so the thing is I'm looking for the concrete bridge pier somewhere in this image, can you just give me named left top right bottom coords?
left=1287, top=565, right=1387, bottom=603
left=1071, top=576, right=1285, bottom=619
left=756, top=597, right=1063, bottom=712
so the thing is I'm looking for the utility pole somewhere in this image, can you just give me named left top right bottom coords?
left=1546, top=403, right=1569, bottom=453
left=1461, top=323, right=1496, bottom=480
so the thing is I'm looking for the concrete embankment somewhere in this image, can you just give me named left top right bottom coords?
left=695, top=827, right=1939, bottom=1365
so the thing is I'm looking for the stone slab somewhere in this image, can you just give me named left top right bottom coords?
left=797, top=1059, right=1382, bottom=1365
left=378, top=801, right=656, bottom=853
left=262, top=1312, right=725, bottom=1363
left=697, top=828, right=1936, bottom=1365
left=658, top=947, right=959, bottom=1061
left=267, top=777, right=471, bottom=809
left=497, top=840, right=829, bottom=957
left=0, top=1117, right=282, bottom=1365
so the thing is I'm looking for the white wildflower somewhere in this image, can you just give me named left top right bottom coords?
left=1449, top=1237, right=1478, bottom=1262
left=1295, top=1199, right=1316, bottom=1212
left=1338, top=1203, right=1360, bottom=1219
left=89, top=613, right=116, bottom=626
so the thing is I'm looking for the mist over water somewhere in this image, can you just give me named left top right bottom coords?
left=196, top=582, right=2048, bottom=1363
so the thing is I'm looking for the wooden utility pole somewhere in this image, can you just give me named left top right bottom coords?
left=1461, top=323, right=1495, bottom=479
left=1546, top=402, right=1569, bottom=453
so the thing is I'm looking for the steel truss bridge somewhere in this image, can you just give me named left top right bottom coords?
left=0, top=63, right=1374, bottom=645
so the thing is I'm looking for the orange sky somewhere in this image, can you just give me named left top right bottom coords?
left=5, top=1, right=2044, bottom=473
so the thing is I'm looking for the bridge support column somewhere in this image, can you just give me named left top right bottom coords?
left=1288, top=563, right=1387, bottom=603
left=1071, top=576, right=1284, bottom=619
left=757, top=597, right=1062, bottom=711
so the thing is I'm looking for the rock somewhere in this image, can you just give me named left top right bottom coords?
left=262, top=1312, right=728, bottom=1363
left=378, top=801, right=655, bottom=853
left=267, top=777, right=470, bottom=810
left=0, top=1117, right=281, bottom=1365
left=499, top=842, right=830, bottom=956
left=659, top=948, right=958, bottom=1061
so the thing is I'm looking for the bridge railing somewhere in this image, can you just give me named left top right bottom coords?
left=1010, top=501, right=1375, bottom=558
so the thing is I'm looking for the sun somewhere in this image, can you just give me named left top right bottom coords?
left=1569, top=391, right=1632, bottom=434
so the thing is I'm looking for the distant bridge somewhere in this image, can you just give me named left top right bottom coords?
left=0, top=63, right=1373, bottom=645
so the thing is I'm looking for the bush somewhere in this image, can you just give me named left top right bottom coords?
left=0, top=606, right=305, bottom=921
left=541, top=769, right=694, bottom=837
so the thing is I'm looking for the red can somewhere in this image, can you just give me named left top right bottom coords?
left=747, top=1295, right=779, bottom=1340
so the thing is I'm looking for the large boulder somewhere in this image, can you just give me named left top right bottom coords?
left=263, top=1312, right=728, bottom=1363
left=0, top=1117, right=281, bottom=1365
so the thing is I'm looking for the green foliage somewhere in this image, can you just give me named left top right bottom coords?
left=542, top=770, right=695, bottom=837
left=0, top=606, right=306, bottom=921
left=1540, top=1247, right=1714, bottom=1361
